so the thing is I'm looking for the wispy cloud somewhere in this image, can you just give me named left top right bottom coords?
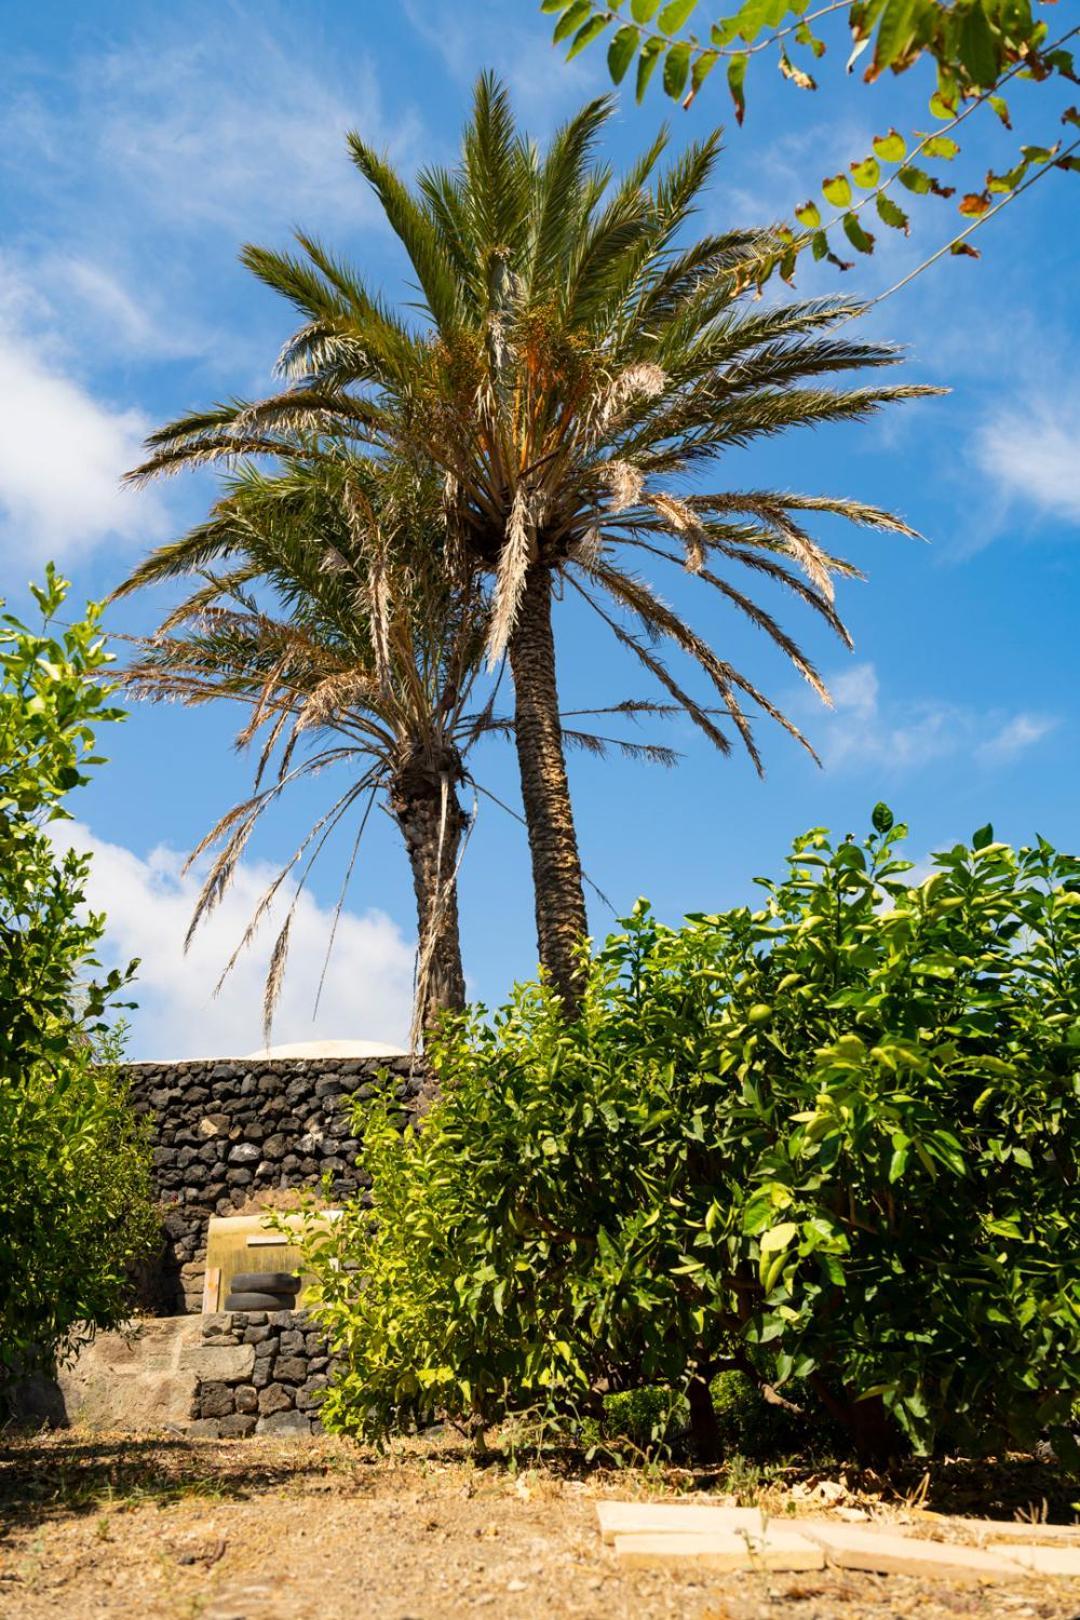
left=402, top=0, right=604, bottom=131
left=818, top=662, right=1058, bottom=773
left=53, top=820, right=415, bottom=1062
left=975, top=712, right=1059, bottom=764
left=3, top=16, right=423, bottom=244
left=974, top=387, right=1080, bottom=528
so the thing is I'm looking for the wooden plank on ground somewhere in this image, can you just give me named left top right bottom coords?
left=917, top=1513, right=1080, bottom=1545
left=596, top=1500, right=777, bottom=1544
left=613, top=1529, right=824, bottom=1573
left=800, top=1524, right=1026, bottom=1583
left=989, top=1542, right=1080, bottom=1576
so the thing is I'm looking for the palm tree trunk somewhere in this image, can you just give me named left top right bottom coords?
left=508, top=564, right=588, bottom=1016
left=389, top=751, right=468, bottom=1043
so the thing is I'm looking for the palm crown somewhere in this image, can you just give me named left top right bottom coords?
left=129, top=74, right=938, bottom=1011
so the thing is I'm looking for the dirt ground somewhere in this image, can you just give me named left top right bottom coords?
left=2, top=1431, right=1078, bottom=1620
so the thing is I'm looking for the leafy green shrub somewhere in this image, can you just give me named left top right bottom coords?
left=303, top=808, right=1079, bottom=1464
left=599, top=1385, right=689, bottom=1452
left=0, top=568, right=156, bottom=1385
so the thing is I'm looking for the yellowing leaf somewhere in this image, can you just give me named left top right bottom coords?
left=850, top=154, right=881, bottom=189
left=760, top=1221, right=799, bottom=1253
left=822, top=172, right=852, bottom=207
left=873, top=128, right=907, bottom=162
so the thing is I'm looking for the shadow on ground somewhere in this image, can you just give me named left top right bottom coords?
left=1, top=1429, right=1074, bottom=1538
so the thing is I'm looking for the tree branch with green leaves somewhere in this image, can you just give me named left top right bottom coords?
left=541, top=1, right=1080, bottom=289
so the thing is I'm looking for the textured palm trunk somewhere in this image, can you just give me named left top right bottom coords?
left=507, top=564, right=588, bottom=1017
left=389, top=751, right=468, bottom=1045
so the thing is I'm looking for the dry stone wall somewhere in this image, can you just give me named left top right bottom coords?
left=188, top=1310, right=334, bottom=1437
left=127, top=1054, right=420, bottom=1313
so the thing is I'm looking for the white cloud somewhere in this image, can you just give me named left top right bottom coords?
left=0, top=294, right=168, bottom=563
left=974, top=390, right=1080, bottom=527
left=53, top=821, right=415, bottom=1062
left=975, top=712, right=1058, bottom=764
left=820, top=661, right=1058, bottom=772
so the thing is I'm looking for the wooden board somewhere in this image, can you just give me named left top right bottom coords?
left=799, top=1524, right=1026, bottom=1583
left=201, top=1265, right=221, bottom=1314
left=597, top=1500, right=774, bottom=1544
left=612, top=1529, right=824, bottom=1573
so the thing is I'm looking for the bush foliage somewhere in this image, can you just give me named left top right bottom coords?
left=304, top=808, right=1079, bottom=1464
left=0, top=568, right=156, bottom=1383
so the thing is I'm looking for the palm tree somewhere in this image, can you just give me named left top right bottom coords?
left=128, top=77, right=937, bottom=1015
left=116, top=451, right=675, bottom=1043
left=116, top=453, right=488, bottom=1044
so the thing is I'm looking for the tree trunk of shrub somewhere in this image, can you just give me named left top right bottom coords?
left=687, top=1375, right=721, bottom=1464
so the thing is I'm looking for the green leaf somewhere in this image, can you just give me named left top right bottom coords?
left=876, top=192, right=910, bottom=231
left=636, top=37, right=665, bottom=100
left=567, top=12, right=611, bottom=58
left=658, top=0, right=698, bottom=31
left=873, top=0, right=918, bottom=73
left=663, top=39, right=692, bottom=98
left=958, top=1, right=998, bottom=89
left=930, top=87, right=959, bottom=120
left=850, top=154, right=881, bottom=189
left=898, top=165, right=932, bottom=193
left=872, top=802, right=894, bottom=834
left=727, top=52, right=748, bottom=124
left=822, top=172, right=852, bottom=207
left=540, top=0, right=575, bottom=11
left=608, top=24, right=640, bottom=82
left=988, top=95, right=1012, bottom=129
left=923, top=135, right=960, bottom=160
left=842, top=212, right=875, bottom=253
left=873, top=128, right=907, bottom=162
left=552, top=0, right=593, bottom=43
left=631, top=0, right=663, bottom=19
left=795, top=20, right=827, bottom=57
left=972, top=823, right=994, bottom=851
left=553, top=0, right=592, bottom=44
left=760, top=1220, right=799, bottom=1252
left=687, top=48, right=719, bottom=101
left=795, top=199, right=821, bottom=228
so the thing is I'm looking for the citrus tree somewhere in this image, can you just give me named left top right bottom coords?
left=0, top=567, right=156, bottom=1384
left=302, top=809, right=1080, bottom=1466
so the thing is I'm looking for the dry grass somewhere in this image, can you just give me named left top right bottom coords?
left=0, top=1430, right=1076, bottom=1620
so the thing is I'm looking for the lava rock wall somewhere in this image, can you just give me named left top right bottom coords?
left=187, top=1309, right=336, bottom=1437
left=127, top=1055, right=419, bottom=1313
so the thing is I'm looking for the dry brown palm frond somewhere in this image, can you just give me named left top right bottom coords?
left=567, top=527, right=604, bottom=571
left=647, top=492, right=709, bottom=574
left=602, top=458, right=645, bottom=514
left=570, top=580, right=734, bottom=756
left=486, top=483, right=533, bottom=668
left=263, top=914, right=293, bottom=1043
left=591, top=561, right=820, bottom=770
left=212, top=771, right=378, bottom=1003
left=617, top=534, right=833, bottom=704
left=561, top=728, right=680, bottom=766
left=596, top=362, right=667, bottom=432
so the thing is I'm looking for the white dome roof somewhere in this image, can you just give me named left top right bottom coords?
left=242, top=1038, right=408, bottom=1060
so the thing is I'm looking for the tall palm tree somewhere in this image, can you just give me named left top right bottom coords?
left=128, top=77, right=938, bottom=1015
left=116, top=451, right=675, bottom=1042
left=116, top=453, right=488, bottom=1043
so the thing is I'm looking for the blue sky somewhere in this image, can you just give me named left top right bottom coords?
left=2, top=0, right=1077, bottom=1058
